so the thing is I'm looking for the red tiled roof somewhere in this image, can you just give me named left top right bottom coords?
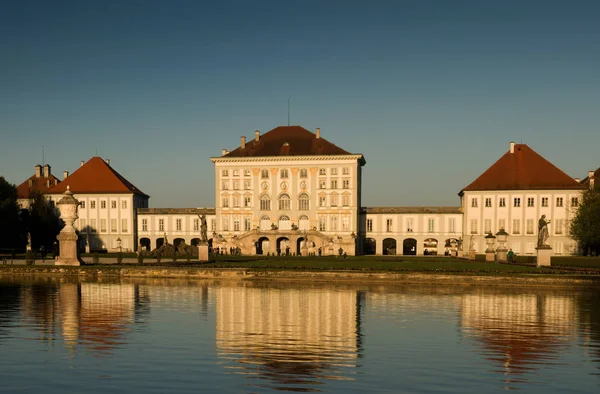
left=16, top=174, right=61, bottom=199
left=580, top=168, right=599, bottom=191
left=460, top=144, right=584, bottom=193
left=222, top=126, right=358, bottom=158
left=47, top=157, right=149, bottom=197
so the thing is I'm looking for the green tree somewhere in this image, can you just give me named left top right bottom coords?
left=0, top=176, right=24, bottom=251
left=570, top=189, right=600, bottom=256
left=26, top=190, right=62, bottom=252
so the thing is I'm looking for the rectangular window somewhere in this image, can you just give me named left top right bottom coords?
left=244, top=217, right=252, bottom=231
left=330, top=216, right=338, bottom=231
left=527, top=197, right=535, bottom=207
left=342, top=216, right=349, bottom=231
left=79, top=219, right=86, bottom=231
left=101, top=200, right=106, bottom=209
left=498, top=219, right=506, bottom=231
left=222, top=196, right=229, bottom=208
left=222, top=169, right=229, bottom=177
left=428, top=218, right=435, bottom=233
left=319, top=180, right=326, bottom=189
left=319, top=168, right=326, bottom=175
left=260, top=197, right=270, bottom=211
left=100, top=219, right=107, bottom=233
left=499, top=198, right=506, bottom=207
left=111, top=200, right=117, bottom=209
left=176, top=219, right=182, bottom=231
left=233, top=169, right=239, bottom=177
left=556, top=197, right=564, bottom=207
left=470, top=219, right=478, bottom=234
left=514, top=198, right=521, bottom=207
left=222, top=216, right=229, bottom=231
left=233, top=217, right=240, bottom=231
left=331, top=180, right=338, bottom=189
left=407, top=218, right=414, bottom=232
left=158, top=219, right=164, bottom=232
left=110, top=219, right=117, bottom=232
left=449, top=218, right=455, bottom=233
left=121, top=219, right=128, bottom=233
left=244, top=196, right=251, bottom=207
left=571, top=197, right=579, bottom=207
left=299, top=169, right=307, bottom=178
left=261, top=169, right=269, bottom=179
left=280, top=169, right=288, bottom=178
left=244, top=180, right=251, bottom=190
left=233, top=180, right=240, bottom=190
left=90, top=219, right=97, bottom=232
left=233, top=195, right=240, bottom=207
left=244, top=169, right=251, bottom=177
left=342, top=195, right=349, bottom=206
left=343, top=179, right=350, bottom=189
left=299, top=196, right=309, bottom=210
left=331, top=168, right=338, bottom=175
left=319, top=217, right=326, bottom=231
left=90, top=201, right=96, bottom=209
left=80, top=201, right=86, bottom=209
left=471, top=198, right=478, bottom=208
left=330, top=195, right=338, bottom=207
left=221, top=180, right=229, bottom=190
left=142, top=219, right=148, bottom=231
left=367, top=219, right=373, bottom=232
left=484, top=219, right=491, bottom=233
left=512, top=219, right=520, bottom=234
left=319, top=196, right=326, bottom=207
left=541, top=197, right=548, bottom=207
left=555, top=219, right=564, bottom=234
left=193, top=219, right=199, bottom=231
left=386, top=219, right=393, bottom=232
left=342, top=167, right=349, bottom=175
left=485, top=198, right=492, bottom=207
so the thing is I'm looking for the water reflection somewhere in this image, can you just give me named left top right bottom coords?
left=461, top=289, right=578, bottom=388
left=215, top=284, right=364, bottom=392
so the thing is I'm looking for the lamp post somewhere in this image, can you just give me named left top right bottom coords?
left=485, top=232, right=496, bottom=262
left=495, top=228, right=509, bottom=263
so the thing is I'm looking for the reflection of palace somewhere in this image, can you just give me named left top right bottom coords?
left=461, top=291, right=577, bottom=385
left=216, top=285, right=364, bottom=388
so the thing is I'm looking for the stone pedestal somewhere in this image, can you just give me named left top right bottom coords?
left=468, top=249, right=476, bottom=260
left=496, top=247, right=508, bottom=263
left=485, top=251, right=495, bottom=262
left=198, top=242, right=210, bottom=263
left=536, top=247, right=553, bottom=267
left=55, top=187, right=81, bottom=266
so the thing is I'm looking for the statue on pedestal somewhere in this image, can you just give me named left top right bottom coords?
left=537, top=215, right=551, bottom=248
left=200, top=214, right=208, bottom=242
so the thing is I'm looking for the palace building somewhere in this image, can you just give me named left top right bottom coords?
left=15, top=125, right=596, bottom=256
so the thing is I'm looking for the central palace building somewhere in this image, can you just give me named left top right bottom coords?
left=17, top=125, right=594, bottom=256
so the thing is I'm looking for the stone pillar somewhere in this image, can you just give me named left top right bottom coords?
left=198, top=242, right=210, bottom=262
left=536, top=247, right=553, bottom=267
left=55, top=187, right=81, bottom=266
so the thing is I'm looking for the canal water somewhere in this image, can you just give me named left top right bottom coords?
left=0, top=278, right=599, bottom=393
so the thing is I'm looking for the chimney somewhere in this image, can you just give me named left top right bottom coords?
left=221, top=149, right=229, bottom=156
left=509, top=141, right=515, bottom=153
left=254, top=130, right=260, bottom=142
left=63, top=171, right=69, bottom=180
left=28, top=179, right=33, bottom=187
left=105, top=159, right=110, bottom=166
left=43, top=164, right=50, bottom=178
left=80, top=160, right=84, bottom=167
left=316, top=127, right=321, bottom=139
left=241, top=136, right=246, bottom=149
left=46, top=180, right=50, bottom=187
left=589, top=170, right=595, bottom=190
left=574, top=177, right=580, bottom=183
left=35, top=165, right=42, bottom=178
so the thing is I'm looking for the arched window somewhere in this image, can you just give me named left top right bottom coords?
left=299, top=193, right=310, bottom=210
left=260, top=215, right=270, bottom=230
left=299, top=215, right=310, bottom=230
left=279, top=193, right=291, bottom=210
left=279, top=215, right=291, bottom=230
left=260, top=194, right=271, bottom=211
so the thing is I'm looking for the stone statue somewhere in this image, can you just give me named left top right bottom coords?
left=164, top=232, right=168, bottom=245
left=537, top=215, right=551, bottom=248
left=200, top=214, right=208, bottom=242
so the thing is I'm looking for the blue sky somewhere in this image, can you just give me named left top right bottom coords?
left=1, top=0, right=598, bottom=207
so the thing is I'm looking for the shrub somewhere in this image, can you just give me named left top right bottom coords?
left=137, top=252, right=144, bottom=265
left=93, top=253, right=99, bottom=264
left=156, top=253, right=162, bottom=264
left=117, top=252, right=123, bottom=265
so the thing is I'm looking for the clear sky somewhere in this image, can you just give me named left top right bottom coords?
left=1, top=0, right=598, bottom=207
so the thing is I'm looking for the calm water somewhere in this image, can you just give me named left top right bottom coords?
left=0, top=278, right=599, bottom=393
